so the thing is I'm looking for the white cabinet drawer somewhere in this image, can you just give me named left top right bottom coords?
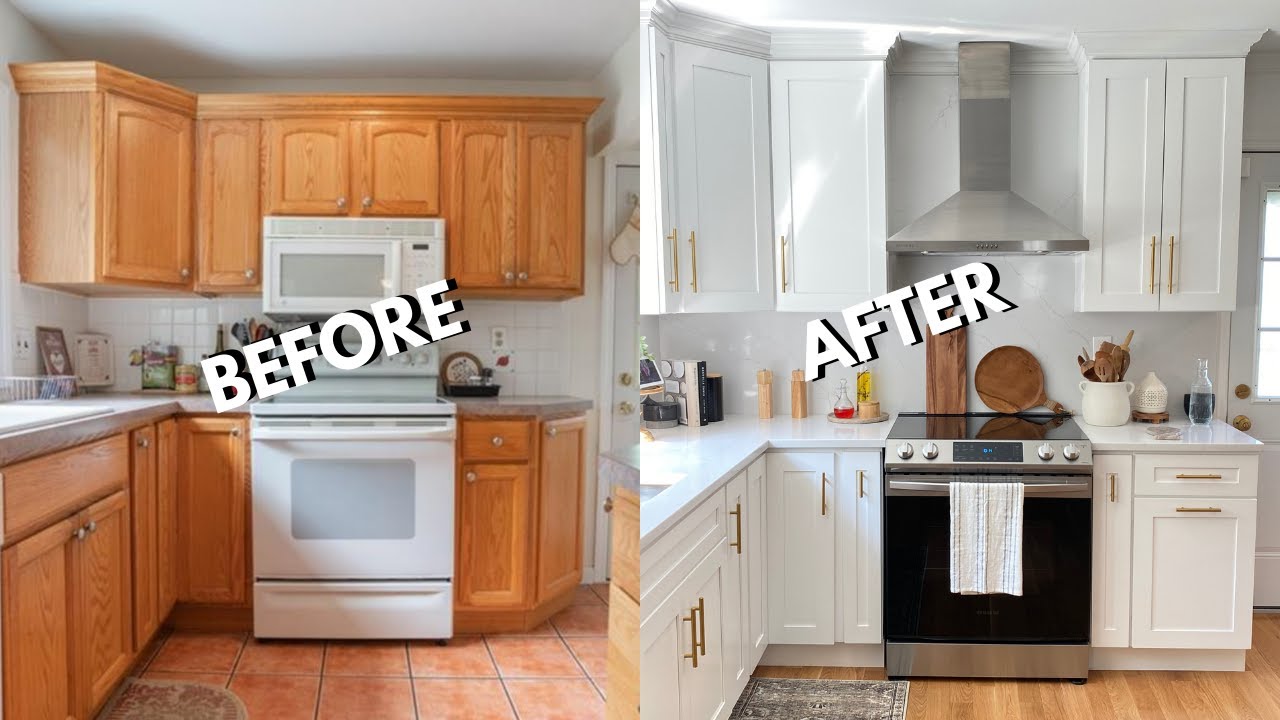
left=641, top=486, right=727, bottom=616
left=1134, top=453, right=1258, bottom=497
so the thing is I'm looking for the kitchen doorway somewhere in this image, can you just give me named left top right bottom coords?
left=1228, top=153, right=1280, bottom=606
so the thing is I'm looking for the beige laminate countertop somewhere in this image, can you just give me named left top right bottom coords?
left=451, top=395, right=592, bottom=418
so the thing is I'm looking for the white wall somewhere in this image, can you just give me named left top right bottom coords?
left=1245, top=54, right=1280, bottom=151
left=655, top=69, right=1226, bottom=420
left=0, top=0, right=84, bottom=377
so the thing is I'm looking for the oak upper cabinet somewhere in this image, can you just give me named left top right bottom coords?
left=535, top=415, right=587, bottom=602
left=765, top=452, right=836, bottom=644
left=457, top=462, right=532, bottom=608
left=770, top=62, right=887, bottom=312
left=176, top=416, right=249, bottom=605
left=264, top=118, right=351, bottom=215
left=669, top=42, right=773, bottom=313
left=354, top=119, right=442, bottom=216
left=196, top=119, right=262, bottom=293
left=11, top=62, right=197, bottom=293
left=1077, top=57, right=1246, bottom=312
left=1092, top=454, right=1133, bottom=648
left=448, top=119, right=586, bottom=297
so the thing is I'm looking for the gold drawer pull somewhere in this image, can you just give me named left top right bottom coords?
left=1176, top=506, right=1222, bottom=513
left=729, top=502, right=742, bottom=554
left=780, top=235, right=788, bottom=293
left=858, top=469, right=865, bottom=498
left=688, top=231, right=699, bottom=293
left=1175, top=473, right=1223, bottom=479
left=682, top=605, right=699, bottom=668
left=696, top=596, right=706, bottom=656
left=1168, top=235, right=1175, bottom=294
left=667, top=228, right=680, bottom=290
left=1108, top=473, right=1117, bottom=503
left=821, top=472, right=828, bottom=516
left=1149, top=235, right=1156, bottom=294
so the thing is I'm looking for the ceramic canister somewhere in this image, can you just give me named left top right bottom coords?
left=1133, top=371, right=1169, bottom=413
left=1080, top=380, right=1135, bottom=426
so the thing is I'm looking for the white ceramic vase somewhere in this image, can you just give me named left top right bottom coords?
left=1133, top=371, right=1169, bottom=413
left=1080, top=380, right=1135, bottom=426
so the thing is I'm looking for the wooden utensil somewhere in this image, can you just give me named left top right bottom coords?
left=757, top=370, right=773, bottom=419
left=925, top=307, right=966, bottom=414
left=1094, top=355, right=1115, bottom=383
left=974, top=346, right=1069, bottom=414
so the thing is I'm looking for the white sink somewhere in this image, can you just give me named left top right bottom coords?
left=0, top=403, right=114, bottom=435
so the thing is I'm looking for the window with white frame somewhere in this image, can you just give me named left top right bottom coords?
left=1259, top=190, right=1280, bottom=398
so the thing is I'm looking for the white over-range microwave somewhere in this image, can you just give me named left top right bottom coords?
left=261, top=216, right=445, bottom=318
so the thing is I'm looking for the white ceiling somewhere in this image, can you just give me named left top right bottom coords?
left=671, top=0, right=1280, bottom=52
left=8, top=0, right=634, bottom=81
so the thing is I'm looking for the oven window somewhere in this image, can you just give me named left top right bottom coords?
left=291, top=459, right=415, bottom=539
left=884, top=495, right=1091, bottom=644
left=280, top=254, right=388, bottom=298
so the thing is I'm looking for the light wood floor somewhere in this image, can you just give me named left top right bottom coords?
left=754, top=613, right=1280, bottom=719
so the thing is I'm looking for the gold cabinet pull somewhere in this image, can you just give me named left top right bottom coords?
left=1175, top=473, right=1223, bottom=479
left=729, top=502, right=742, bottom=554
left=666, top=228, right=680, bottom=290
left=682, top=604, right=699, bottom=668
left=780, top=235, right=788, bottom=293
left=1177, top=506, right=1222, bottom=513
left=697, top=596, right=706, bottom=656
left=1108, top=473, right=1117, bottom=503
left=821, top=472, right=828, bottom=516
left=688, top=231, right=699, bottom=293
left=858, top=469, right=865, bottom=499
left=1149, top=235, right=1157, bottom=294
left=1167, top=235, right=1175, bottom=294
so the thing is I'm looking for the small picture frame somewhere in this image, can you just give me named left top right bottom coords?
left=640, top=357, right=663, bottom=395
left=36, top=326, right=74, bottom=376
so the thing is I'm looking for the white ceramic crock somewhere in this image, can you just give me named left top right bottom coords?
left=1079, top=380, right=1135, bottom=426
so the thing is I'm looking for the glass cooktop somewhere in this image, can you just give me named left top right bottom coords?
left=887, top=412, right=1087, bottom=441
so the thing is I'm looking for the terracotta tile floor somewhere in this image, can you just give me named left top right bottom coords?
left=121, top=583, right=610, bottom=719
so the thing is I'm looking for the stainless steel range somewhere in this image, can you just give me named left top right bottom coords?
left=882, top=412, right=1093, bottom=683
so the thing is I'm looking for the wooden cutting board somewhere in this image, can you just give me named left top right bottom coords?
left=925, top=308, right=966, bottom=414
left=974, top=346, right=1067, bottom=414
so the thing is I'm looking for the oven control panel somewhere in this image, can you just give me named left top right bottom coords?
left=886, top=439, right=1092, bottom=469
left=953, top=441, right=1023, bottom=462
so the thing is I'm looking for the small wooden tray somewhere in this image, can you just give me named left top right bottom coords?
left=1132, top=410, right=1170, bottom=424
left=827, top=412, right=890, bottom=425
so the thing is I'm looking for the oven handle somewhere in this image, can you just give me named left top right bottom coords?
left=887, top=480, right=1091, bottom=495
left=253, top=426, right=455, bottom=442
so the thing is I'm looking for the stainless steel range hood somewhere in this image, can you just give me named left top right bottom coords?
left=887, top=42, right=1088, bottom=255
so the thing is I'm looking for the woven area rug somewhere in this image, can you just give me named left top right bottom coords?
left=730, top=677, right=910, bottom=720
left=97, top=678, right=246, bottom=720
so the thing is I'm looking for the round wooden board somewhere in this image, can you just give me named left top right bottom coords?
left=974, top=345, right=1047, bottom=413
left=827, top=412, right=890, bottom=425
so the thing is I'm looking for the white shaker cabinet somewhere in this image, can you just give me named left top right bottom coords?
left=1077, top=57, right=1246, bottom=312
left=721, top=471, right=749, bottom=696
left=770, top=62, right=887, bottom=312
left=668, top=42, right=773, bottom=313
left=640, top=25, right=681, bottom=315
left=766, top=452, right=836, bottom=644
left=1091, top=454, right=1133, bottom=648
left=837, top=451, right=882, bottom=644
left=1130, top=497, right=1257, bottom=649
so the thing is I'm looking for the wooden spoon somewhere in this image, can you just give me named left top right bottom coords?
left=1094, top=355, right=1115, bottom=383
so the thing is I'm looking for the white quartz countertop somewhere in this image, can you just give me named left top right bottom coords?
left=640, top=414, right=893, bottom=546
left=1079, top=417, right=1262, bottom=452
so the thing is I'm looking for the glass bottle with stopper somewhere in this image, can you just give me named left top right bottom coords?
left=832, top=379, right=856, bottom=419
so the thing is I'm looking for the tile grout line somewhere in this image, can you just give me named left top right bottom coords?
left=557, top=626, right=605, bottom=703
left=406, top=643, right=421, bottom=720
left=225, top=633, right=249, bottom=689
left=484, top=635, right=522, bottom=719
left=313, top=642, right=328, bottom=720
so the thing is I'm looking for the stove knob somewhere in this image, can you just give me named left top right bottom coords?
left=896, top=442, right=914, bottom=460
left=1036, top=443, right=1055, bottom=461
left=1062, top=443, right=1081, bottom=461
left=921, top=442, right=939, bottom=460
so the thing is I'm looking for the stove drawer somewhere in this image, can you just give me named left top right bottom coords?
left=1134, top=454, right=1258, bottom=498
left=462, top=420, right=532, bottom=461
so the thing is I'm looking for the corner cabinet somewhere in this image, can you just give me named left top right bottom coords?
left=1077, top=58, right=1246, bottom=312
left=770, top=62, right=888, bottom=312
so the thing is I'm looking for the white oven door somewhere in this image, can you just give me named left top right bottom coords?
left=263, top=238, right=402, bottom=315
left=251, top=417, right=454, bottom=580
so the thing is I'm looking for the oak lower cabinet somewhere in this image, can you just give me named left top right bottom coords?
left=3, top=490, right=133, bottom=720
left=176, top=416, right=250, bottom=605
left=131, top=420, right=179, bottom=650
left=455, top=414, right=588, bottom=632
left=765, top=452, right=836, bottom=644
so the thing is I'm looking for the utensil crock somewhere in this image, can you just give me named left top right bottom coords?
left=1079, top=380, right=1135, bottom=426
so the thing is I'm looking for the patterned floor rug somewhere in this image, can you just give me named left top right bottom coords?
left=98, top=678, right=246, bottom=720
left=730, top=678, right=910, bottom=720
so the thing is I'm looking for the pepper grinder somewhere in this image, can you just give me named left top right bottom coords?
left=757, top=370, right=773, bottom=419
left=791, top=369, right=808, bottom=419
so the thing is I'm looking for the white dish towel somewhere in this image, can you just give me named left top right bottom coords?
left=950, top=481, right=1024, bottom=596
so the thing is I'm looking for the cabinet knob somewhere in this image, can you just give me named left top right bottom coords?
left=362, top=196, right=373, bottom=209
left=465, top=471, right=477, bottom=483
left=180, top=267, right=191, bottom=278
left=517, top=271, right=529, bottom=281
left=73, top=527, right=86, bottom=541
left=548, top=426, right=558, bottom=438
left=245, top=268, right=256, bottom=280
left=337, top=196, right=347, bottom=209
left=504, top=271, right=515, bottom=283
left=603, top=496, right=614, bottom=513
left=137, top=436, right=149, bottom=448
left=491, top=435, right=504, bottom=447
left=230, top=426, right=241, bottom=437
left=86, top=521, right=97, bottom=534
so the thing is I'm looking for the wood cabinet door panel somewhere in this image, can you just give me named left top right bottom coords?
left=177, top=417, right=248, bottom=605
left=101, top=93, right=193, bottom=286
left=264, top=119, right=350, bottom=215
left=197, top=119, right=262, bottom=291
left=77, top=490, right=133, bottom=715
left=130, top=426, right=158, bottom=650
left=157, top=419, right=178, bottom=620
left=447, top=120, right=517, bottom=288
left=457, top=463, right=530, bottom=608
left=536, top=416, right=586, bottom=602
left=518, top=122, right=583, bottom=291
left=2, top=517, right=76, bottom=720
left=356, top=119, right=441, bottom=216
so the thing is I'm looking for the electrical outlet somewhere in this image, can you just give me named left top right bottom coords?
left=491, top=326, right=508, bottom=353
left=14, top=327, right=33, bottom=361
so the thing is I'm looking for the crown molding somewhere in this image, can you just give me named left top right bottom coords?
left=886, top=45, right=1076, bottom=76
left=642, top=0, right=771, bottom=59
left=769, top=31, right=899, bottom=61
left=1069, top=29, right=1267, bottom=70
